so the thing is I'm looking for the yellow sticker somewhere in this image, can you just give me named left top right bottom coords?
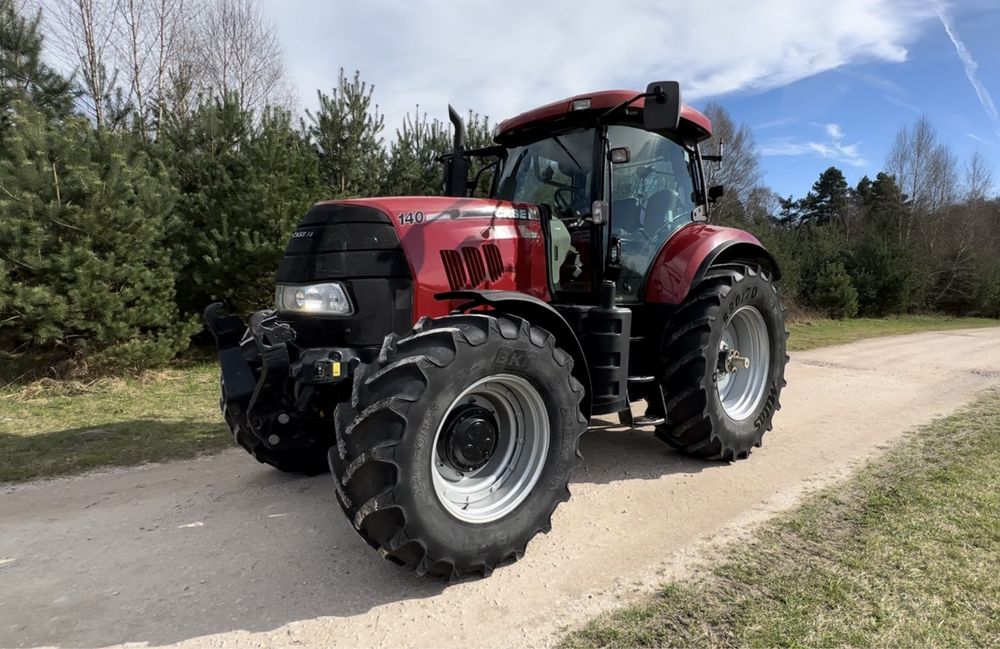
left=331, top=362, right=342, bottom=377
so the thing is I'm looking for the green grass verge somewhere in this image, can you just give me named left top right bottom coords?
left=1, top=315, right=996, bottom=483
left=787, top=314, right=998, bottom=351
left=0, top=364, right=227, bottom=482
left=561, top=390, right=1000, bottom=648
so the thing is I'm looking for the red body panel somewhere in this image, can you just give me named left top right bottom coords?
left=497, top=90, right=712, bottom=142
left=326, top=197, right=550, bottom=320
left=643, top=224, right=764, bottom=305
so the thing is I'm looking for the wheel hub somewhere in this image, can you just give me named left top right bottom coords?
left=439, top=405, right=499, bottom=472
left=718, top=347, right=751, bottom=374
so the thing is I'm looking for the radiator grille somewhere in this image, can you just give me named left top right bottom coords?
left=440, top=249, right=468, bottom=290
left=461, top=247, right=487, bottom=286
left=483, top=244, right=504, bottom=281
left=440, top=245, right=507, bottom=290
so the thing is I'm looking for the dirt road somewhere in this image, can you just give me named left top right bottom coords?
left=2, top=328, right=999, bottom=649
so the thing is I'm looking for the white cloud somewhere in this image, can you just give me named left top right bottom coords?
left=934, top=3, right=999, bottom=123
left=761, top=123, right=867, bottom=166
left=265, top=0, right=937, bottom=132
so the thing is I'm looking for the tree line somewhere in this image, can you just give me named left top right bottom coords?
left=1, top=0, right=998, bottom=378
left=703, top=107, right=1000, bottom=320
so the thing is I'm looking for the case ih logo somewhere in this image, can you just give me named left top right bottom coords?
left=291, top=230, right=314, bottom=239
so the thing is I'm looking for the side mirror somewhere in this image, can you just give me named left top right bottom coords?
left=642, top=81, right=681, bottom=132
left=609, top=147, right=630, bottom=163
left=708, top=184, right=726, bottom=203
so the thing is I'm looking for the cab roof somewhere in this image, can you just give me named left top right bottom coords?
left=496, top=89, right=712, bottom=144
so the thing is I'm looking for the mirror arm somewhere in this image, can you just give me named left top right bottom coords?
left=599, top=91, right=650, bottom=122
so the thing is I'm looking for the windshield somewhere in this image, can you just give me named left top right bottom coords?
left=608, top=124, right=697, bottom=300
left=493, top=128, right=594, bottom=218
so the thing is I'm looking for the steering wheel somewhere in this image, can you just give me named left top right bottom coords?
left=554, top=187, right=581, bottom=213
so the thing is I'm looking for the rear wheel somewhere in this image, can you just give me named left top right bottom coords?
left=331, top=313, right=586, bottom=579
left=655, top=264, right=787, bottom=460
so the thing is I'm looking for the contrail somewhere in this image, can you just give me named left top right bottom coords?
left=935, top=4, right=998, bottom=123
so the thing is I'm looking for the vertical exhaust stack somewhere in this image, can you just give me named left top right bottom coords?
left=448, top=104, right=466, bottom=153
left=443, top=105, right=470, bottom=197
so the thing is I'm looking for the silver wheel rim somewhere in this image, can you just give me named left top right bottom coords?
left=717, top=305, right=770, bottom=421
left=431, top=374, right=550, bottom=524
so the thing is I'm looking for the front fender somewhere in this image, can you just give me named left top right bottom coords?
left=641, top=224, right=780, bottom=305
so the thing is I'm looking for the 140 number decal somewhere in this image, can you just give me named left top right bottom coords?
left=397, top=211, right=425, bottom=225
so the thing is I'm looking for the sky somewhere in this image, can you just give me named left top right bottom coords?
left=263, top=0, right=1000, bottom=199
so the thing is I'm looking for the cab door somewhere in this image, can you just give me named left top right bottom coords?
left=606, top=124, right=699, bottom=301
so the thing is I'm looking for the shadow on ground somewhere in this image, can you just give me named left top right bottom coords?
left=0, top=419, right=229, bottom=483
left=1, top=419, right=710, bottom=648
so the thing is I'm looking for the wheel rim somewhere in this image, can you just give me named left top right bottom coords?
left=431, top=374, right=550, bottom=524
left=716, top=305, right=770, bottom=421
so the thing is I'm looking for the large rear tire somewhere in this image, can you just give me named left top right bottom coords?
left=655, top=264, right=787, bottom=460
left=331, top=313, right=586, bottom=579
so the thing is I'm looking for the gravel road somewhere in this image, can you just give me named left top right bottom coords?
left=2, top=328, right=999, bottom=649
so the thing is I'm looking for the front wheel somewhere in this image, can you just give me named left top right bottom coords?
left=331, top=313, right=586, bottom=579
left=655, top=264, right=788, bottom=460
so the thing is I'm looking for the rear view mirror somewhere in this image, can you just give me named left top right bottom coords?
left=609, top=147, right=630, bottom=163
left=708, top=184, right=726, bottom=202
left=643, top=81, right=681, bottom=132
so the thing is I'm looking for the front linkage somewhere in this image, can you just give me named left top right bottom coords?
left=203, top=303, right=359, bottom=474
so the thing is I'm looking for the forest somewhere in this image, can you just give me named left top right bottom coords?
left=1, top=0, right=998, bottom=377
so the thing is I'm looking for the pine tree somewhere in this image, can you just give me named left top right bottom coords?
left=0, top=0, right=73, bottom=133
left=0, top=101, right=192, bottom=371
left=382, top=107, right=450, bottom=196
left=798, top=167, right=849, bottom=226
left=0, top=0, right=190, bottom=373
left=849, top=173, right=920, bottom=315
left=306, top=69, right=386, bottom=198
left=812, top=260, right=859, bottom=319
left=162, top=94, right=322, bottom=315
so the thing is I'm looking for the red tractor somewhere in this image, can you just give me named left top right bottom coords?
left=206, top=82, right=787, bottom=579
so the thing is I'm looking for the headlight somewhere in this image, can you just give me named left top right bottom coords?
left=275, top=282, right=354, bottom=315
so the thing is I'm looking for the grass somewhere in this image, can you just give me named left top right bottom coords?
left=1, top=315, right=997, bottom=483
left=561, top=390, right=1000, bottom=648
left=0, top=364, right=227, bottom=482
left=787, top=314, right=998, bottom=351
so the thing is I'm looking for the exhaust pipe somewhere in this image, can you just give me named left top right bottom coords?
left=448, top=104, right=466, bottom=153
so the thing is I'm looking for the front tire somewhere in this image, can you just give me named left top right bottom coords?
left=331, top=313, right=586, bottom=579
left=655, top=264, right=787, bottom=460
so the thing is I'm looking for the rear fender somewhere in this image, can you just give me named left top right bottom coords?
left=642, top=224, right=780, bottom=305
left=436, top=290, right=592, bottom=418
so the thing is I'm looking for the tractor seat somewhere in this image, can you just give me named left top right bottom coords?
left=612, top=198, right=642, bottom=235
left=644, top=189, right=680, bottom=230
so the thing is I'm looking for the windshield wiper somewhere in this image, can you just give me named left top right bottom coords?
left=541, top=125, right=585, bottom=174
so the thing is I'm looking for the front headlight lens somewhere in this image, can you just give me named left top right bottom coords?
left=275, top=282, right=353, bottom=315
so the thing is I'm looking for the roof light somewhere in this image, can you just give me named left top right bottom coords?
left=571, top=98, right=591, bottom=111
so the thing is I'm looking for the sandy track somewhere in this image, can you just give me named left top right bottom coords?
left=2, top=328, right=999, bottom=649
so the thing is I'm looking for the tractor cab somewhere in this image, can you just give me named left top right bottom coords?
left=448, top=84, right=716, bottom=304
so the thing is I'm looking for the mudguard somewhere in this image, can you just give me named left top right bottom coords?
left=642, top=224, right=780, bottom=305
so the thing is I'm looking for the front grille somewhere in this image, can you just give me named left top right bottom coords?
left=483, top=244, right=504, bottom=281
left=441, top=249, right=468, bottom=290
left=441, top=245, right=507, bottom=290
left=461, top=247, right=487, bottom=286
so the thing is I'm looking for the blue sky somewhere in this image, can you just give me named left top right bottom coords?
left=265, top=0, right=1000, bottom=200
